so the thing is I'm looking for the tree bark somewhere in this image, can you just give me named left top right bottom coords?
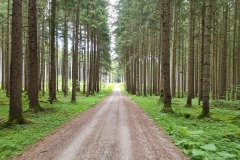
left=237, top=0, right=240, bottom=100
left=5, top=0, right=10, bottom=97
left=199, top=1, right=205, bottom=105
left=219, top=1, right=228, bottom=99
left=232, top=0, right=237, bottom=100
left=72, top=0, right=80, bottom=101
left=8, top=0, right=26, bottom=124
left=1, top=25, right=5, bottom=89
left=49, top=0, right=57, bottom=103
left=187, top=0, right=195, bottom=106
left=160, top=0, right=173, bottom=113
left=28, top=0, right=42, bottom=112
left=62, top=0, right=68, bottom=97
left=171, top=3, right=177, bottom=98
left=201, top=0, right=212, bottom=118
left=41, top=14, right=45, bottom=96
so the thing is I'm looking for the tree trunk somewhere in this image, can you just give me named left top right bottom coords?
left=49, top=0, right=57, bottom=103
left=160, top=0, right=173, bottom=113
left=232, top=0, right=237, bottom=100
left=62, top=1, right=68, bottom=97
left=199, top=1, right=205, bottom=105
left=8, top=0, right=26, bottom=124
left=41, top=14, right=45, bottom=96
left=5, top=0, right=10, bottom=97
left=219, top=1, right=228, bottom=99
left=83, top=30, right=86, bottom=94
left=237, top=0, right=240, bottom=100
left=171, top=4, right=177, bottom=98
left=72, top=0, right=80, bottom=101
left=56, top=13, right=59, bottom=92
left=1, top=25, right=5, bottom=89
left=28, top=0, right=42, bottom=112
left=187, top=0, right=195, bottom=106
left=201, top=0, right=212, bottom=118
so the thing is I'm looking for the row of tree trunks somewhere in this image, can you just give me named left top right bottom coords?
left=0, top=0, right=111, bottom=124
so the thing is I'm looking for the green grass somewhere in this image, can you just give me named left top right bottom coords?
left=124, top=91, right=240, bottom=160
left=0, top=83, right=115, bottom=160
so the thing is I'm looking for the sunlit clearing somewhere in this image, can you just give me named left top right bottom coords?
left=114, top=84, right=121, bottom=91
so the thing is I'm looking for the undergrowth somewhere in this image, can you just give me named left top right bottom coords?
left=124, top=90, right=240, bottom=160
left=0, top=83, right=114, bottom=160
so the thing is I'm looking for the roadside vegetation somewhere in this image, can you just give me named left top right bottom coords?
left=0, top=84, right=114, bottom=160
left=123, top=89, right=240, bottom=160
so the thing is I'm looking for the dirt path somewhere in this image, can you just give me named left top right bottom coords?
left=13, top=85, right=188, bottom=160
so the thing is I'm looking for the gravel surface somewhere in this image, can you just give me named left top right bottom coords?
left=13, top=85, right=188, bottom=160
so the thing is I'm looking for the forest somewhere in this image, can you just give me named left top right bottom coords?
left=0, top=0, right=240, bottom=160
left=116, top=0, right=240, bottom=113
left=0, top=0, right=111, bottom=121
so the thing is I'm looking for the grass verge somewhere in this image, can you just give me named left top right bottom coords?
left=0, top=83, right=115, bottom=160
left=123, top=90, right=240, bottom=160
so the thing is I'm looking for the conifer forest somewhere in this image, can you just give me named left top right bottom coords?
left=0, top=0, right=239, bottom=160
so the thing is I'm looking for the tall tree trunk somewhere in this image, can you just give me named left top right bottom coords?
left=199, top=1, right=205, bottom=105
left=24, top=31, right=29, bottom=93
left=195, top=17, right=199, bottom=97
left=5, top=0, right=10, bottom=97
left=187, top=0, right=195, bottom=106
left=86, top=23, right=90, bottom=96
left=201, top=0, right=212, bottom=117
left=78, top=25, right=82, bottom=92
left=92, top=29, right=97, bottom=94
left=41, top=15, right=45, bottom=96
left=37, top=22, right=41, bottom=92
left=232, top=0, right=237, bottom=100
left=182, top=34, right=186, bottom=97
left=1, top=25, right=5, bottom=89
left=8, top=0, right=25, bottom=124
left=28, top=0, right=42, bottom=112
left=49, top=0, right=57, bottom=103
left=171, top=3, right=177, bottom=98
left=177, top=25, right=181, bottom=98
left=47, top=0, right=51, bottom=94
left=237, top=0, right=240, bottom=100
left=96, top=35, right=100, bottom=93
left=143, top=57, right=147, bottom=96
left=219, top=1, right=228, bottom=99
left=160, top=0, right=173, bottom=113
left=83, top=30, right=86, bottom=94
left=212, top=8, right=217, bottom=99
left=88, top=31, right=93, bottom=95
left=72, top=0, right=80, bottom=102
left=56, top=15, right=59, bottom=92
left=62, top=1, right=68, bottom=97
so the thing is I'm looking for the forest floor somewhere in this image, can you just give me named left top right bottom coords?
left=123, top=89, right=240, bottom=160
left=0, top=84, right=114, bottom=160
left=12, top=85, right=187, bottom=160
left=2, top=84, right=239, bottom=160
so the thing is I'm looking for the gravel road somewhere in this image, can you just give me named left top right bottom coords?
left=13, top=85, right=188, bottom=160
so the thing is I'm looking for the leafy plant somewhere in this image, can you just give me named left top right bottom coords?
left=123, top=91, right=240, bottom=160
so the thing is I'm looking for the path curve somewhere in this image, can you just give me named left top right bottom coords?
left=13, top=85, right=188, bottom=160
